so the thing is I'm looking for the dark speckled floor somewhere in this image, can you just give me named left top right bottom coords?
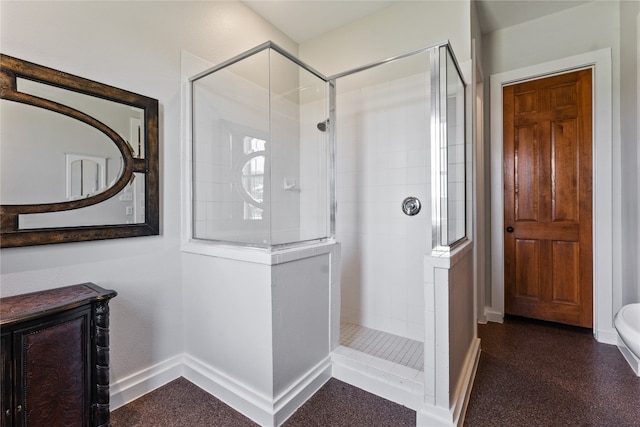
left=465, top=316, right=640, bottom=426
left=111, top=377, right=415, bottom=427
left=112, top=317, right=640, bottom=426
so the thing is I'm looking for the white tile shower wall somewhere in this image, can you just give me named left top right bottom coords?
left=299, top=95, right=330, bottom=242
left=270, top=94, right=302, bottom=244
left=191, top=63, right=302, bottom=246
left=445, top=87, right=466, bottom=243
left=192, top=68, right=268, bottom=244
left=336, top=70, right=431, bottom=342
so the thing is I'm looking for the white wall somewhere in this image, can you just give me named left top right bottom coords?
left=299, top=1, right=471, bottom=76
left=481, top=1, right=638, bottom=319
left=638, top=9, right=640, bottom=303
left=620, top=0, right=640, bottom=305
left=482, top=2, right=619, bottom=75
left=0, top=0, right=297, bottom=393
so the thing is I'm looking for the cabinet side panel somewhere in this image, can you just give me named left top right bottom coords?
left=21, top=316, right=87, bottom=425
left=94, top=300, right=111, bottom=426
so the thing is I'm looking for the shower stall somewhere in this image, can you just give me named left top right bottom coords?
left=186, top=41, right=469, bottom=426
left=335, top=49, right=435, bottom=346
left=331, top=43, right=468, bottom=411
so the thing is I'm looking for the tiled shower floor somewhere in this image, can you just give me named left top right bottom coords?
left=340, top=322, right=424, bottom=371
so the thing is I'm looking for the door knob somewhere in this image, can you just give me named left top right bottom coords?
left=506, top=226, right=514, bottom=233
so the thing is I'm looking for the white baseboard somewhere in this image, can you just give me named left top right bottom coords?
left=616, top=336, right=640, bottom=376
left=182, top=354, right=273, bottom=425
left=416, top=404, right=456, bottom=427
left=331, top=353, right=423, bottom=411
left=450, top=337, right=481, bottom=427
left=109, top=342, right=482, bottom=427
left=272, top=358, right=332, bottom=426
left=484, top=309, right=504, bottom=324
left=596, top=327, right=619, bottom=345
left=110, top=354, right=184, bottom=410
left=416, top=338, right=480, bottom=427
left=183, top=354, right=332, bottom=427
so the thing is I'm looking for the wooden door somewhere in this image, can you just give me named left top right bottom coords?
left=503, top=69, right=593, bottom=327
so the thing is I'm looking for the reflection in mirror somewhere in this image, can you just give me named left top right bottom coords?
left=0, top=54, right=159, bottom=247
left=68, top=156, right=105, bottom=200
left=0, top=99, right=124, bottom=204
left=17, top=77, right=146, bottom=159
left=239, top=136, right=266, bottom=221
left=18, top=172, right=147, bottom=229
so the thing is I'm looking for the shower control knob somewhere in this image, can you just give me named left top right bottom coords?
left=402, top=197, right=421, bottom=216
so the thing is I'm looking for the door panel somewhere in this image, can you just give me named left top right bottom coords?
left=514, top=124, right=539, bottom=221
left=552, top=120, right=579, bottom=221
left=504, top=69, right=593, bottom=327
left=552, top=241, right=580, bottom=303
left=514, top=239, right=540, bottom=298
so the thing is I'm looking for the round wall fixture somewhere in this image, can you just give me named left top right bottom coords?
left=402, top=196, right=421, bottom=216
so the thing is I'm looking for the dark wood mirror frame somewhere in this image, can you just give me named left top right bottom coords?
left=0, top=54, right=159, bottom=248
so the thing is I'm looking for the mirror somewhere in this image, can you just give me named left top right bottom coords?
left=0, top=54, right=159, bottom=247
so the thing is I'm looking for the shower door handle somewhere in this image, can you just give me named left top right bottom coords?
left=402, top=197, right=421, bottom=216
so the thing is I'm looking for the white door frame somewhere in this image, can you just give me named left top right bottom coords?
left=488, top=48, right=616, bottom=344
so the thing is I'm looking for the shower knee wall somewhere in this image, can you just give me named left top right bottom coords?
left=418, top=242, right=480, bottom=427
left=181, top=243, right=340, bottom=427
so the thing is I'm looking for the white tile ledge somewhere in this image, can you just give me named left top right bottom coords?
left=181, top=239, right=336, bottom=265
left=426, top=239, right=473, bottom=269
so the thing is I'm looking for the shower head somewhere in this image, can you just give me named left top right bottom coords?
left=317, top=119, right=329, bottom=132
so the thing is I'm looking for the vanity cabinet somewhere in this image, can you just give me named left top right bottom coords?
left=0, top=283, right=116, bottom=427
